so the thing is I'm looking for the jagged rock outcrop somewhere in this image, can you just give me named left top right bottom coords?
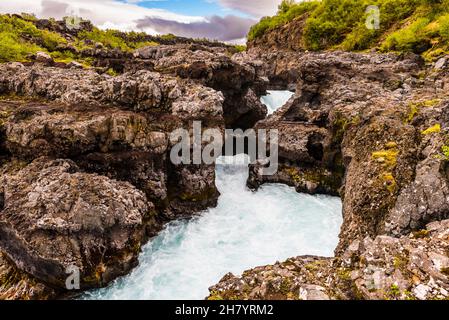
left=134, top=44, right=268, bottom=129
left=238, top=48, right=449, bottom=248
left=0, top=158, right=153, bottom=294
left=0, top=63, right=223, bottom=217
left=2, top=15, right=449, bottom=301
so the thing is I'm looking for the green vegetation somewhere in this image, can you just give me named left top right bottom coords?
left=404, top=99, right=441, bottom=123
left=248, top=0, right=449, bottom=58
left=248, top=0, right=319, bottom=40
left=442, top=145, right=449, bottom=159
left=207, top=290, right=224, bottom=300
left=77, top=28, right=158, bottom=52
left=412, top=229, right=430, bottom=238
left=381, top=17, right=431, bottom=53
left=372, top=143, right=399, bottom=194
left=159, top=33, right=177, bottom=41
left=372, top=148, right=399, bottom=168
left=0, top=15, right=66, bottom=62
left=233, top=45, right=247, bottom=53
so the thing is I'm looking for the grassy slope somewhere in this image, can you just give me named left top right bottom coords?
left=248, top=0, right=449, bottom=61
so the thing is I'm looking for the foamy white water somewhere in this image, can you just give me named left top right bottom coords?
left=260, top=90, right=295, bottom=114
left=84, top=155, right=342, bottom=300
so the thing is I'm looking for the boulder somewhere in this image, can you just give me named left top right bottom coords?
left=34, top=51, right=54, bottom=66
left=0, top=157, right=155, bottom=291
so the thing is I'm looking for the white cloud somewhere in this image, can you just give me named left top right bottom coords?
left=212, top=0, right=284, bottom=18
left=0, top=0, right=204, bottom=33
left=137, top=14, right=256, bottom=42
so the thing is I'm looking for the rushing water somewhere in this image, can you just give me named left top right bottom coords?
left=83, top=91, right=342, bottom=300
left=260, top=90, right=295, bottom=115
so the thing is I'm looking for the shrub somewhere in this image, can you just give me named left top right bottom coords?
left=247, top=0, right=449, bottom=54
left=278, top=0, right=295, bottom=14
left=439, top=14, right=449, bottom=40
left=303, top=0, right=367, bottom=50
left=0, top=32, right=43, bottom=62
left=40, top=29, right=67, bottom=51
left=340, top=22, right=378, bottom=51
left=78, top=28, right=131, bottom=51
left=247, top=0, right=319, bottom=41
left=381, top=18, right=431, bottom=52
left=159, top=33, right=176, bottom=41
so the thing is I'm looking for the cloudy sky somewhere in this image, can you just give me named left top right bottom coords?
left=0, top=0, right=286, bottom=43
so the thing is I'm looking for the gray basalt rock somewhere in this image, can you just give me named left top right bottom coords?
left=208, top=47, right=449, bottom=300
left=134, top=44, right=267, bottom=128
left=0, top=65, right=224, bottom=219
left=0, top=157, right=154, bottom=292
left=0, top=63, right=224, bottom=121
left=0, top=59, right=227, bottom=298
left=240, top=49, right=449, bottom=252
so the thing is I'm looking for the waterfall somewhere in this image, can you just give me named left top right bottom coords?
left=260, top=90, right=295, bottom=114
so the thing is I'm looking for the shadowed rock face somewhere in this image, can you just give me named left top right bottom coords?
left=210, top=48, right=449, bottom=300
left=1, top=158, right=153, bottom=291
left=0, top=64, right=224, bottom=218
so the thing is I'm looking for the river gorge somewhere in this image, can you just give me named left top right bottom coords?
left=84, top=92, right=342, bottom=300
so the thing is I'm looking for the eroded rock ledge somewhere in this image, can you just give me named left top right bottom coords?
left=1, top=40, right=449, bottom=300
